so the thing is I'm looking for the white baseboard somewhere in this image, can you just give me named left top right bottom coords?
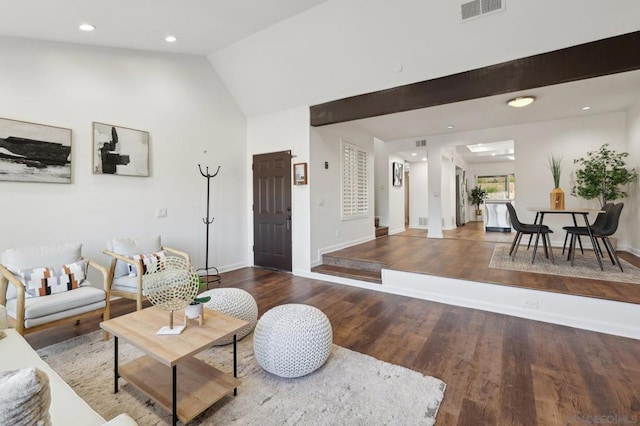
left=296, top=269, right=639, bottom=340
left=216, top=261, right=251, bottom=274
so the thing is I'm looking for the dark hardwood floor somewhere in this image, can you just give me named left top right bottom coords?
left=25, top=267, right=640, bottom=425
left=322, top=221, right=640, bottom=305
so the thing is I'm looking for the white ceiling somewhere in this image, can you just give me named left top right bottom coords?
left=1, top=2, right=638, bottom=166
left=0, top=0, right=329, bottom=55
left=345, top=70, right=640, bottom=163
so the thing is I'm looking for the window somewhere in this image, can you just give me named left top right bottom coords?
left=477, top=174, right=515, bottom=200
left=341, top=140, right=369, bottom=220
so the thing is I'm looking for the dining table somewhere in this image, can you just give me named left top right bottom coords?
left=526, top=207, right=605, bottom=270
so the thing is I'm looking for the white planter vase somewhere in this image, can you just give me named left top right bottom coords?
left=185, top=303, right=203, bottom=319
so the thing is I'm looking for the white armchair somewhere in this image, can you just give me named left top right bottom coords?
left=0, top=242, right=109, bottom=338
left=103, top=235, right=190, bottom=311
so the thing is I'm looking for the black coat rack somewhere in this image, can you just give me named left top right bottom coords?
left=198, top=164, right=221, bottom=288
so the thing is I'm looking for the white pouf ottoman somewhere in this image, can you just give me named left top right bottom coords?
left=253, top=304, right=333, bottom=378
left=199, top=288, right=258, bottom=345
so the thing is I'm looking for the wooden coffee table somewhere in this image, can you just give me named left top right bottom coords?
left=100, top=306, right=249, bottom=425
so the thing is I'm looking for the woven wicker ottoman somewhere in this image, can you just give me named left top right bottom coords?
left=199, top=288, right=258, bottom=345
left=253, top=304, right=333, bottom=378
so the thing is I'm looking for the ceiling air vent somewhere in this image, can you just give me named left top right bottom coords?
left=461, top=0, right=504, bottom=21
left=415, top=139, right=426, bottom=147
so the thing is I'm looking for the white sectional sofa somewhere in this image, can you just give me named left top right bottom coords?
left=0, top=305, right=136, bottom=425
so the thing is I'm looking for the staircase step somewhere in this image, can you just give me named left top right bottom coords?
left=375, top=226, right=389, bottom=237
left=311, top=264, right=382, bottom=284
left=322, top=254, right=385, bottom=273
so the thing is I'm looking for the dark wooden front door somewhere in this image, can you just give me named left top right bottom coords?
left=253, top=151, right=292, bottom=271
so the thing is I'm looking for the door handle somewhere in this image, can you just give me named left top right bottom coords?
left=285, top=215, right=291, bottom=230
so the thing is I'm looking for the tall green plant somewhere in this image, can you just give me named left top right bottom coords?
left=547, top=154, right=562, bottom=188
left=572, top=144, right=638, bottom=207
left=469, top=186, right=487, bottom=211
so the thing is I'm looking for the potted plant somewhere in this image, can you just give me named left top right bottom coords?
left=469, top=186, right=487, bottom=216
left=572, top=144, right=638, bottom=207
left=185, top=277, right=211, bottom=322
left=548, top=154, right=564, bottom=209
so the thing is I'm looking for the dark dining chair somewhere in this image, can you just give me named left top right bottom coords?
left=561, top=203, right=613, bottom=256
left=505, top=203, right=554, bottom=261
left=564, top=202, right=624, bottom=271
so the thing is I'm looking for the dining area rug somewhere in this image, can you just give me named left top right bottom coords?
left=489, top=243, right=640, bottom=284
left=37, top=330, right=446, bottom=425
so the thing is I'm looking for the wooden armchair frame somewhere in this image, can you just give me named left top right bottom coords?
left=103, top=246, right=190, bottom=311
left=0, top=258, right=110, bottom=338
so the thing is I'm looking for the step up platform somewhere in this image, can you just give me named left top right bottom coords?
left=312, top=252, right=386, bottom=284
left=311, top=264, right=382, bottom=284
left=375, top=226, right=388, bottom=238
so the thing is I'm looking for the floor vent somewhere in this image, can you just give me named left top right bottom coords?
left=461, top=0, right=504, bottom=21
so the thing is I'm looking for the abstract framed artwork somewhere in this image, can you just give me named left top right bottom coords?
left=93, top=122, right=149, bottom=176
left=393, top=161, right=403, bottom=187
left=0, top=117, right=72, bottom=183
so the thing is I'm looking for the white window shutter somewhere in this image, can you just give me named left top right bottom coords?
left=341, top=141, right=369, bottom=220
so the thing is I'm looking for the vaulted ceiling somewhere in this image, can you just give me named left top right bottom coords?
left=0, top=0, right=329, bottom=55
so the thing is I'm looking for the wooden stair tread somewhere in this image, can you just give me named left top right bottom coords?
left=312, top=264, right=382, bottom=284
left=375, top=226, right=389, bottom=238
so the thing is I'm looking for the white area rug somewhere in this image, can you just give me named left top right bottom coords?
left=37, top=331, right=446, bottom=425
left=489, top=243, right=640, bottom=284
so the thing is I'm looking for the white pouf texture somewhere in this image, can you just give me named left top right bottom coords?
left=254, top=304, right=333, bottom=378
left=200, top=288, right=258, bottom=345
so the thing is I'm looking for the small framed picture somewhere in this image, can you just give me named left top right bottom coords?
left=93, top=122, right=149, bottom=177
left=293, top=162, right=307, bottom=185
left=393, top=162, right=403, bottom=187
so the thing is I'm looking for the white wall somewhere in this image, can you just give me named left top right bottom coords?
left=626, top=100, right=640, bottom=255
left=0, top=37, right=248, bottom=277
left=210, top=0, right=640, bottom=117
left=310, top=123, right=374, bottom=266
left=441, top=150, right=456, bottom=230
left=408, top=161, right=428, bottom=229
left=246, top=107, right=310, bottom=274
left=388, top=154, right=405, bottom=234
left=373, top=137, right=389, bottom=226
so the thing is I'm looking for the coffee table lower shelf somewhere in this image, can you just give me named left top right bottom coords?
left=119, top=355, right=240, bottom=423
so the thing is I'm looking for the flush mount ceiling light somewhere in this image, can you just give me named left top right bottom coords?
left=165, top=35, right=177, bottom=43
left=78, top=23, right=95, bottom=32
left=581, top=106, right=592, bottom=110
left=507, top=96, right=535, bottom=108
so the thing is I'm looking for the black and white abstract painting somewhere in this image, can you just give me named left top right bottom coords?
left=0, top=117, right=72, bottom=183
left=393, top=161, right=403, bottom=187
left=93, top=122, right=149, bottom=177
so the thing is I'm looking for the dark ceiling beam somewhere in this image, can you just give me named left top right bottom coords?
left=310, top=31, right=640, bottom=127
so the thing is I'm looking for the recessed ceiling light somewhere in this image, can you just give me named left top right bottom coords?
left=581, top=106, right=591, bottom=110
left=447, top=125, right=454, bottom=129
left=422, top=157, right=427, bottom=161
left=507, top=96, right=536, bottom=108
left=165, top=35, right=177, bottom=43
left=411, top=153, right=417, bottom=156
left=79, top=24, right=95, bottom=32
